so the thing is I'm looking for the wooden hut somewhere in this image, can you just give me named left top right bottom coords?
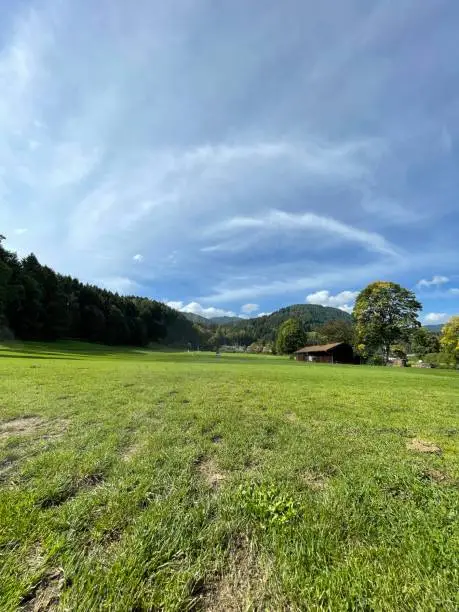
left=294, top=342, right=354, bottom=364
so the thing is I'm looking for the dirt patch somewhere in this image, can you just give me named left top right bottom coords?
left=0, top=455, right=18, bottom=482
left=197, top=457, right=225, bottom=489
left=0, top=417, right=68, bottom=442
left=301, top=470, right=328, bottom=491
left=26, top=542, right=46, bottom=574
left=201, top=537, right=271, bottom=611
left=122, top=444, right=141, bottom=462
left=211, top=435, right=222, bottom=444
left=421, top=468, right=451, bottom=484
left=407, top=439, right=442, bottom=454
left=22, top=568, right=65, bottom=611
left=0, top=417, right=43, bottom=439
left=285, top=412, right=298, bottom=423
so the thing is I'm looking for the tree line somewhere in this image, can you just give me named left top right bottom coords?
left=2, top=237, right=457, bottom=362
left=0, top=236, right=355, bottom=350
left=0, top=236, right=205, bottom=347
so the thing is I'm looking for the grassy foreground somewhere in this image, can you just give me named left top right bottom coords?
left=0, top=342, right=458, bottom=611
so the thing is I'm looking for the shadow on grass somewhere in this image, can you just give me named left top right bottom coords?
left=0, top=353, right=82, bottom=361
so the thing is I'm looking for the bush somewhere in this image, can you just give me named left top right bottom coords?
left=424, top=352, right=455, bottom=369
left=368, top=355, right=385, bottom=366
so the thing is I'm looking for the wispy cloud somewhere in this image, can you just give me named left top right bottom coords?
left=205, top=210, right=398, bottom=257
left=201, top=259, right=392, bottom=304
left=1, top=0, right=458, bottom=320
left=133, top=254, right=144, bottom=263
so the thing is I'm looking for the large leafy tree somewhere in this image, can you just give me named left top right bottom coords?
left=317, top=319, right=355, bottom=345
left=275, top=318, right=307, bottom=354
left=354, top=281, right=421, bottom=363
left=440, top=316, right=459, bottom=366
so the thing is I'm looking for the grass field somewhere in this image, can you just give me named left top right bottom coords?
left=1, top=341, right=458, bottom=611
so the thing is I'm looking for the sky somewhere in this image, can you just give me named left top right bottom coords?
left=1, top=0, right=458, bottom=323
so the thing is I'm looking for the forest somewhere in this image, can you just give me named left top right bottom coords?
left=0, top=237, right=354, bottom=349
left=0, top=236, right=206, bottom=347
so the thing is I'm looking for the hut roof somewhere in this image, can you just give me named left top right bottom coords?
left=295, top=342, right=344, bottom=354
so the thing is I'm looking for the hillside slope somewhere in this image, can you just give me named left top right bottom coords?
left=203, top=304, right=352, bottom=345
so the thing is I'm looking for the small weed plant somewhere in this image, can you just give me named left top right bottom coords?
left=238, top=482, right=299, bottom=528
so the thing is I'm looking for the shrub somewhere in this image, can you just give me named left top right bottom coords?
left=368, top=355, right=385, bottom=366
left=424, top=352, right=455, bottom=369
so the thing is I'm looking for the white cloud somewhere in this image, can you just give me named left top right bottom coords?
left=133, top=253, right=144, bottom=262
left=205, top=209, right=397, bottom=257
left=449, top=288, right=459, bottom=295
left=257, top=312, right=272, bottom=318
left=306, top=290, right=358, bottom=313
left=166, top=301, right=236, bottom=319
left=241, top=303, right=259, bottom=314
left=417, top=275, right=449, bottom=288
left=423, top=313, right=450, bottom=325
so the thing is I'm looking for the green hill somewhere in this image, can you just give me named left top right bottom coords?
left=181, top=312, right=210, bottom=326
left=196, top=304, right=352, bottom=347
left=180, top=303, right=352, bottom=348
left=424, top=324, right=443, bottom=333
left=209, top=316, right=242, bottom=325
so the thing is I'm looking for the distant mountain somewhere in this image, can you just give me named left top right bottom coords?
left=179, top=303, right=352, bottom=346
left=182, top=312, right=210, bottom=325
left=259, top=304, right=352, bottom=327
left=182, top=304, right=351, bottom=330
left=424, top=324, right=443, bottom=333
left=211, top=304, right=351, bottom=343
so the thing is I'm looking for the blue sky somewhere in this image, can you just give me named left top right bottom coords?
left=1, top=0, right=458, bottom=323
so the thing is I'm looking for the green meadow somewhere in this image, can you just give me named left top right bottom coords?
left=0, top=342, right=458, bottom=611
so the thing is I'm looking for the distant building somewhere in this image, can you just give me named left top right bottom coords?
left=294, top=342, right=354, bottom=364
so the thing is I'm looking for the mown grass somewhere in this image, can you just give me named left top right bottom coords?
left=0, top=341, right=458, bottom=611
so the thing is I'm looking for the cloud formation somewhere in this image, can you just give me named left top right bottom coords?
left=423, top=313, right=450, bottom=325
left=306, top=290, right=358, bottom=314
left=1, top=0, right=458, bottom=320
left=417, top=276, right=449, bottom=288
left=241, top=303, right=259, bottom=314
left=166, top=301, right=236, bottom=319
